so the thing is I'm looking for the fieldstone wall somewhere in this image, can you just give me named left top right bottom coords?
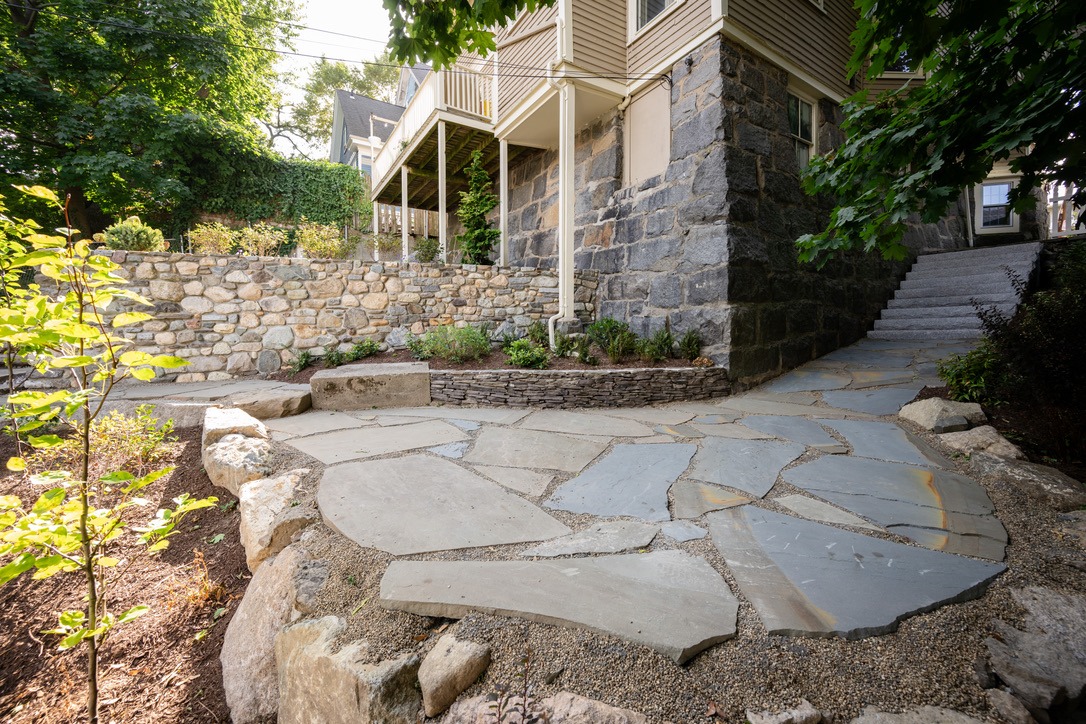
left=106, top=251, right=597, bottom=382
left=430, top=367, right=731, bottom=408
left=504, top=34, right=973, bottom=383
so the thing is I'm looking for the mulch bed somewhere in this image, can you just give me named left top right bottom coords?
left=0, top=427, right=247, bottom=723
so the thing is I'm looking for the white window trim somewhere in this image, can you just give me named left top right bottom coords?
left=974, top=179, right=1021, bottom=234
left=627, top=0, right=687, bottom=45
left=807, top=0, right=826, bottom=11
left=787, top=89, right=818, bottom=169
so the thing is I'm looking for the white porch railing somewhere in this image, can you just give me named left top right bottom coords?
left=1048, top=182, right=1084, bottom=237
left=372, top=62, right=495, bottom=192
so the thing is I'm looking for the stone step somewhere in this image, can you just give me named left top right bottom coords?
left=905, top=261, right=1034, bottom=281
left=912, top=243, right=1043, bottom=270
left=868, top=328, right=985, bottom=341
left=894, top=279, right=1019, bottom=298
left=873, top=315, right=983, bottom=331
left=310, top=362, right=431, bottom=410
left=879, top=304, right=1014, bottom=320
left=913, top=241, right=1043, bottom=262
left=886, top=292, right=1018, bottom=309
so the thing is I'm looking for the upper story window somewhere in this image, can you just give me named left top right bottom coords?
left=637, top=0, right=676, bottom=31
left=405, top=75, right=419, bottom=105
left=981, top=182, right=1014, bottom=228
left=787, top=93, right=815, bottom=169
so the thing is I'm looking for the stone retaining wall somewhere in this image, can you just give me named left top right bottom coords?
left=106, top=251, right=598, bottom=382
left=429, top=367, right=731, bottom=408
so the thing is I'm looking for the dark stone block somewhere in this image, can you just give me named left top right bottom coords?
left=616, top=217, right=646, bottom=245
left=679, top=224, right=728, bottom=269
left=738, top=122, right=771, bottom=156
left=685, top=267, right=728, bottom=305
left=780, top=336, right=815, bottom=370
left=645, top=209, right=676, bottom=238
left=729, top=345, right=779, bottom=379
left=725, top=149, right=760, bottom=194
left=730, top=305, right=759, bottom=347
left=759, top=306, right=787, bottom=343
left=649, top=275, right=682, bottom=308
left=727, top=264, right=771, bottom=303
left=787, top=302, right=819, bottom=336
left=677, top=192, right=728, bottom=225
left=726, top=224, right=769, bottom=264
left=628, top=236, right=681, bottom=271
left=586, top=246, right=625, bottom=274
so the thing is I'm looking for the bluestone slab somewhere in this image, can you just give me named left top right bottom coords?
left=707, top=507, right=1005, bottom=638
left=265, top=411, right=373, bottom=440
left=545, top=444, right=696, bottom=522
left=773, top=494, right=882, bottom=532
left=463, top=427, right=606, bottom=473
left=688, top=438, right=807, bottom=498
left=849, top=370, right=918, bottom=389
left=379, top=550, right=739, bottom=663
left=318, top=455, right=570, bottom=555
left=519, top=409, right=653, bottom=438
left=659, top=520, right=708, bottom=542
left=519, top=521, right=658, bottom=557
left=670, top=480, right=750, bottom=519
left=740, top=416, right=845, bottom=452
left=821, top=419, right=950, bottom=467
left=472, top=466, right=553, bottom=497
left=762, top=369, right=852, bottom=393
left=821, top=388, right=922, bottom=416
left=287, top=420, right=467, bottom=465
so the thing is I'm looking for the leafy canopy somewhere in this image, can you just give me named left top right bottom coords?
left=383, top=0, right=556, bottom=69
left=290, top=55, right=400, bottom=146
left=797, top=0, right=1086, bottom=266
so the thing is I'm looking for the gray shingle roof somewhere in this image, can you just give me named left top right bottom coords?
left=336, top=90, right=405, bottom=144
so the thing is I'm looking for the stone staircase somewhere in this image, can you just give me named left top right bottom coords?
left=870, top=242, right=1044, bottom=340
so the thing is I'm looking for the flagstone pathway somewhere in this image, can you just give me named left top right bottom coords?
left=267, top=338, right=1008, bottom=663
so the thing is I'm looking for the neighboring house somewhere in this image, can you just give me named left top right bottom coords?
left=365, top=0, right=1045, bottom=380
left=395, top=63, right=433, bottom=107
left=328, top=90, right=405, bottom=176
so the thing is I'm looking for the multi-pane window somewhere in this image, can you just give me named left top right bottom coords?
left=637, top=0, right=674, bottom=30
left=981, top=182, right=1014, bottom=228
left=787, top=94, right=814, bottom=169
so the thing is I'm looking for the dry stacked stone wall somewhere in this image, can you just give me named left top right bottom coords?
left=107, top=251, right=597, bottom=381
left=430, top=367, right=731, bottom=408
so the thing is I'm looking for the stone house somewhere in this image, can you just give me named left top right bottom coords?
left=366, top=0, right=1046, bottom=382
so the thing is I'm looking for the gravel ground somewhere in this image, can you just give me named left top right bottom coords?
left=269, top=411, right=1086, bottom=724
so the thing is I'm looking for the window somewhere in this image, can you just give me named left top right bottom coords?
left=787, top=94, right=815, bottom=169
left=405, top=75, right=419, bottom=105
left=637, top=0, right=675, bottom=31
left=981, top=182, right=1014, bottom=228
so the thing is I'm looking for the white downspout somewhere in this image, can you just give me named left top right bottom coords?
left=964, top=186, right=975, bottom=248
left=547, top=77, right=576, bottom=350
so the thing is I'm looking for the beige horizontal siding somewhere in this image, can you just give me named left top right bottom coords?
left=628, top=0, right=714, bottom=76
left=496, top=6, right=558, bottom=118
left=572, top=0, right=627, bottom=76
left=864, top=74, right=924, bottom=100
left=728, top=0, right=856, bottom=99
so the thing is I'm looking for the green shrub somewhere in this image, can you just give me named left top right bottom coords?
left=506, top=339, right=549, bottom=369
left=296, top=219, right=349, bottom=259
left=347, top=339, right=380, bottom=361
left=415, top=236, right=440, bottom=263
left=586, top=318, right=631, bottom=351
left=678, top=330, right=702, bottom=361
left=638, top=329, right=675, bottom=363
left=526, top=320, right=548, bottom=347
left=323, top=347, right=346, bottom=367
left=407, top=324, right=492, bottom=363
left=98, top=216, right=166, bottom=251
left=455, top=150, right=500, bottom=264
left=553, top=330, right=575, bottom=357
left=500, top=331, right=519, bottom=352
left=188, top=222, right=235, bottom=255
left=237, top=222, right=287, bottom=257
left=937, top=340, right=1004, bottom=404
left=290, top=349, right=313, bottom=373
left=574, top=335, right=598, bottom=366
left=606, top=329, right=638, bottom=364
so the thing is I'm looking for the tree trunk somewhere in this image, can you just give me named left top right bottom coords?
left=64, top=187, right=92, bottom=240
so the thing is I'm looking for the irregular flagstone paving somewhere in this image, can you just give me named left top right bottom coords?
left=782, top=455, right=1008, bottom=560
left=545, top=444, right=696, bottom=521
left=471, top=465, right=553, bottom=496
left=379, top=550, right=739, bottom=663
left=821, top=388, right=921, bottom=416
left=762, top=369, right=853, bottom=393
left=773, top=493, right=883, bottom=532
left=822, top=419, right=950, bottom=467
left=520, top=520, right=658, bottom=557
left=670, top=480, right=750, bottom=519
left=740, top=415, right=847, bottom=453
left=463, top=427, right=606, bottom=472
left=659, top=520, right=708, bottom=542
left=318, top=455, right=570, bottom=555
left=688, top=437, right=807, bottom=498
left=519, top=409, right=655, bottom=438
left=288, top=420, right=467, bottom=464
left=707, top=506, right=1006, bottom=638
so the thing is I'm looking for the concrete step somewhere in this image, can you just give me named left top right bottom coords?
left=879, top=303, right=1014, bottom=320
left=873, top=315, right=983, bottom=331
left=868, top=328, right=985, bottom=341
left=912, top=243, right=1043, bottom=269
left=887, top=292, right=1018, bottom=309
left=905, top=261, right=1033, bottom=281
left=895, top=278, right=1021, bottom=297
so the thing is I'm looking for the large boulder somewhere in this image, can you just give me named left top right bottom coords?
left=221, top=545, right=310, bottom=724
left=969, top=453, right=1086, bottom=511
left=938, top=425, right=1024, bottom=460
left=898, top=398, right=985, bottom=434
left=203, top=434, right=273, bottom=497
left=239, top=469, right=316, bottom=572
left=226, top=385, right=312, bottom=420
left=418, top=634, right=491, bottom=717
left=202, top=407, right=268, bottom=450
left=275, top=616, right=421, bottom=724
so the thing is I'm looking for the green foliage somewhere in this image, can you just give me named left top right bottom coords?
left=96, top=217, right=166, bottom=252
left=605, top=330, right=639, bottom=364
left=0, top=187, right=213, bottom=722
left=374, top=233, right=404, bottom=257
left=188, top=222, right=236, bottom=255
left=505, top=339, right=550, bottom=369
left=385, top=0, right=556, bottom=69
left=456, top=150, right=500, bottom=265
left=526, top=321, right=548, bottom=347
left=236, top=223, right=288, bottom=257
left=290, top=55, right=400, bottom=146
left=937, top=341, right=1004, bottom=404
left=552, top=330, right=575, bottom=357
left=407, top=324, right=492, bottom=363
left=586, top=318, right=631, bottom=351
left=638, top=329, right=675, bottom=363
left=797, top=0, right=1085, bottom=266
left=574, top=335, right=598, bottom=366
left=678, top=330, right=703, bottom=361
left=296, top=219, right=350, bottom=260
left=415, top=236, right=440, bottom=263
left=290, top=349, right=313, bottom=374
left=1053, top=239, right=1086, bottom=289
left=322, top=347, right=346, bottom=367
left=347, top=339, right=381, bottom=361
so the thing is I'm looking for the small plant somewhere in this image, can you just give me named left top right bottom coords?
left=456, top=149, right=500, bottom=264
left=407, top=324, right=492, bottom=363
left=500, top=331, right=519, bottom=352
left=323, top=346, right=346, bottom=367
left=605, top=329, right=638, bottom=364
left=415, top=235, right=440, bottom=263
left=188, top=222, right=236, bottom=255
left=586, top=317, right=631, bottom=351
left=638, top=329, right=675, bottom=363
left=290, top=349, right=313, bottom=374
left=506, top=339, right=550, bottom=369
left=574, top=335, right=598, bottom=366
left=526, top=320, right=548, bottom=347
left=295, top=219, right=349, bottom=259
left=373, top=233, right=403, bottom=257
left=347, top=339, right=380, bottom=361
left=937, top=341, right=1003, bottom=404
left=678, top=329, right=703, bottom=361
left=483, top=648, right=550, bottom=724
left=96, top=216, right=167, bottom=252
left=552, top=330, right=575, bottom=357
left=236, top=222, right=287, bottom=257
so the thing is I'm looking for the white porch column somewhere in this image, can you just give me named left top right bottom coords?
left=549, top=80, right=576, bottom=347
left=400, top=166, right=409, bottom=260
left=372, top=202, right=380, bottom=261
left=438, top=120, right=448, bottom=263
left=499, top=139, right=509, bottom=267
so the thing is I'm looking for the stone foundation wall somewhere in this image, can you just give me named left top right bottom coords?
left=504, top=34, right=973, bottom=383
left=106, top=251, right=597, bottom=381
left=430, top=367, right=731, bottom=408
